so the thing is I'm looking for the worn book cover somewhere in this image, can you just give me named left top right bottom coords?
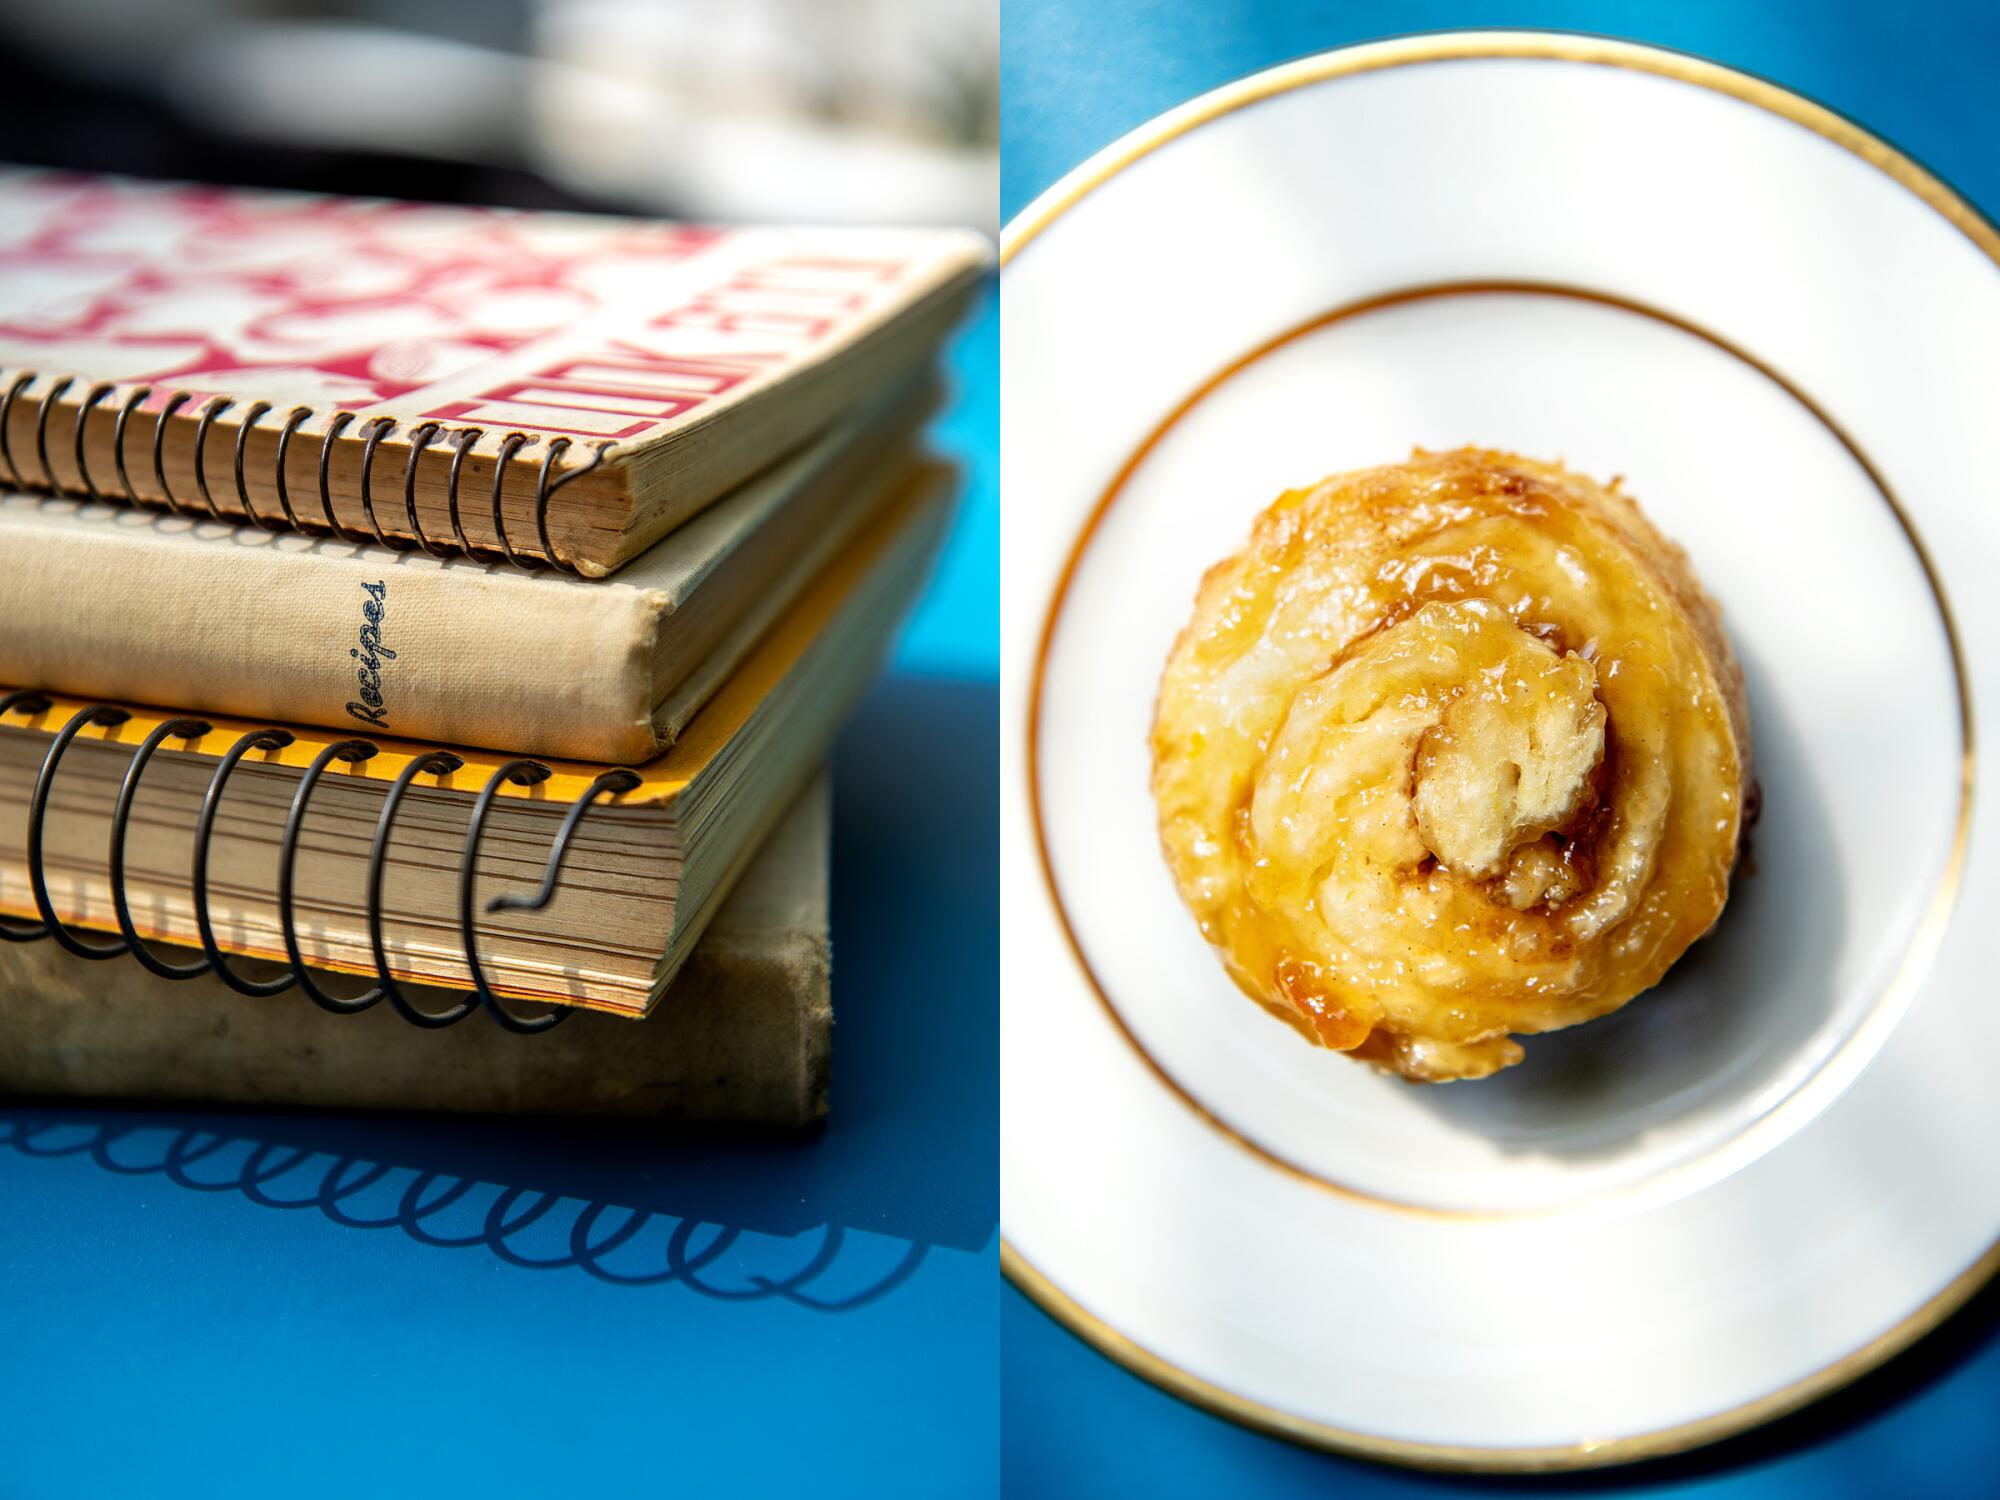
left=0, top=382, right=933, bottom=761
left=0, top=776, right=832, bottom=1125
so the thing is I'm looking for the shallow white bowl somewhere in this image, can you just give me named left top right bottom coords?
left=1001, top=32, right=1998, bottom=1469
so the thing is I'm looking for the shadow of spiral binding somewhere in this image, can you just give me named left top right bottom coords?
left=0, top=370, right=613, bottom=572
left=0, top=689, right=642, bottom=1035
left=0, top=1114, right=928, bottom=1308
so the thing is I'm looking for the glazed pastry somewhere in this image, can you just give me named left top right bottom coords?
left=1150, top=449, right=1752, bottom=1082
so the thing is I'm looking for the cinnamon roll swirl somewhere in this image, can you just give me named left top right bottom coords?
left=1150, top=449, right=1752, bottom=1082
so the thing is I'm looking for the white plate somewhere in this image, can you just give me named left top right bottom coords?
left=1001, top=33, right=2000, bottom=1469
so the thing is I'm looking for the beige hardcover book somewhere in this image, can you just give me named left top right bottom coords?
left=0, top=378, right=936, bottom=763
left=0, top=463, right=954, bottom=1017
left=0, top=169, right=988, bottom=574
left=0, top=776, right=832, bottom=1125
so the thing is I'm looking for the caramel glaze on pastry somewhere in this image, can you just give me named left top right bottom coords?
left=1150, top=449, right=1753, bottom=1082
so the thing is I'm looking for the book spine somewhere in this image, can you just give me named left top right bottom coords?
left=0, top=507, right=667, bottom=763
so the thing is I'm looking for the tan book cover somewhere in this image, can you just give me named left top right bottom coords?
left=0, top=170, right=988, bottom=573
left=0, top=776, right=832, bottom=1125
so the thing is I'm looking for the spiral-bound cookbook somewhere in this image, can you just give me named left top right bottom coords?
left=0, top=776, right=834, bottom=1124
left=0, top=169, right=986, bottom=574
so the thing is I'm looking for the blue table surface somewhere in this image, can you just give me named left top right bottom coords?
left=0, top=296, right=999, bottom=1492
left=1001, top=2, right=2000, bottom=1495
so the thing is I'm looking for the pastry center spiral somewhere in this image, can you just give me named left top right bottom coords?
left=1260, top=599, right=1606, bottom=903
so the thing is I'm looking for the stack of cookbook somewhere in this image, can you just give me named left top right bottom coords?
left=0, top=170, right=986, bottom=1124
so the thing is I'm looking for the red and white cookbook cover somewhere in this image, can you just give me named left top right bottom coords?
left=0, top=169, right=986, bottom=568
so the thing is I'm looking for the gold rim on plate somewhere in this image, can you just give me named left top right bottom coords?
left=1001, top=29, right=2000, bottom=1471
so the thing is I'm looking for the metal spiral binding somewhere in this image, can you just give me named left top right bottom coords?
left=0, top=371, right=613, bottom=573
left=0, top=690, right=644, bottom=1035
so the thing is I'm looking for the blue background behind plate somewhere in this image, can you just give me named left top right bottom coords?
left=0, top=292, right=998, bottom=1494
left=1001, top=2, right=2000, bottom=1496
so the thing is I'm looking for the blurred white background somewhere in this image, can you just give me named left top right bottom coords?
left=0, top=0, right=997, bottom=229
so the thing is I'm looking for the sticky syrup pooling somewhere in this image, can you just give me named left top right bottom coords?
left=1150, top=449, right=1751, bottom=1082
